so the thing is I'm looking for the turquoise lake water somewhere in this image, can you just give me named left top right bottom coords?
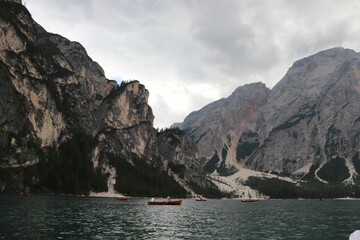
left=0, top=194, right=359, bottom=239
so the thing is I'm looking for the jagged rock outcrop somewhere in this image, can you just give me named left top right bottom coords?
left=0, top=2, right=154, bottom=162
left=0, top=2, right=208, bottom=196
left=178, top=47, right=360, bottom=185
left=157, top=128, right=213, bottom=193
left=246, top=47, right=360, bottom=184
left=177, top=82, right=270, bottom=175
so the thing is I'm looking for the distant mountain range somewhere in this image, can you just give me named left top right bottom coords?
left=2, top=1, right=360, bottom=199
left=178, top=47, right=360, bottom=189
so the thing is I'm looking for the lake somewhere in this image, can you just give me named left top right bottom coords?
left=0, top=194, right=359, bottom=239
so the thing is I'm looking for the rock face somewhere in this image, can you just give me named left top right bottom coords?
left=179, top=47, right=360, bottom=184
left=0, top=2, right=207, bottom=195
left=247, top=47, right=360, bottom=184
left=156, top=128, right=214, bottom=191
left=178, top=82, right=270, bottom=175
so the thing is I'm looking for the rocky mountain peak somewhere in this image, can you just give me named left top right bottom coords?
left=180, top=47, right=360, bottom=185
left=178, top=82, right=270, bottom=175
left=0, top=2, right=211, bottom=197
left=245, top=47, right=360, bottom=183
left=262, top=47, right=360, bottom=139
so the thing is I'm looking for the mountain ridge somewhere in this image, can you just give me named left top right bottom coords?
left=178, top=46, right=360, bottom=189
left=0, top=2, right=216, bottom=197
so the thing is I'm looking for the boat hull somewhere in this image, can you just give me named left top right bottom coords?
left=116, top=196, right=128, bottom=201
left=195, top=198, right=206, bottom=201
left=148, top=200, right=182, bottom=205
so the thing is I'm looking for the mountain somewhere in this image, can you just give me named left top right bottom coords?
left=178, top=47, right=360, bottom=190
left=247, top=47, right=360, bottom=184
left=0, top=1, right=212, bottom=197
left=178, top=82, right=270, bottom=176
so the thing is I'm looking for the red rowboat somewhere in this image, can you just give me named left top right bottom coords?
left=148, top=199, right=182, bottom=205
left=116, top=196, right=128, bottom=201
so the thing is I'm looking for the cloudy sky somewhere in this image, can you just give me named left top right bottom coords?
left=26, top=0, right=360, bottom=128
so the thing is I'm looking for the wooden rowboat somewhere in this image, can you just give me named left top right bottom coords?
left=195, top=197, right=206, bottom=201
left=116, top=196, right=128, bottom=201
left=241, top=199, right=256, bottom=202
left=148, top=199, right=182, bottom=205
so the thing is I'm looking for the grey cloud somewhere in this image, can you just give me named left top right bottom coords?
left=152, top=93, right=188, bottom=128
left=188, top=0, right=282, bottom=80
left=27, top=0, right=360, bottom=127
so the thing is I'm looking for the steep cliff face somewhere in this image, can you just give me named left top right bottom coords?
left=0, top=2, right=207, bottom=196
left=156, top=129, right=205, bottom=190
left=0, top=2, right=155, bottom=162
left=246, top=47, right=360, bottom=184
left=178, top=82, right=270, bottom=176
left=156, top=128, right=225, bottom=197
left=179, top=47, right=360, bottom=185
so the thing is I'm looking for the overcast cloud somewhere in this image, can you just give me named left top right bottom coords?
left=26, top=0, right=360, bottom=128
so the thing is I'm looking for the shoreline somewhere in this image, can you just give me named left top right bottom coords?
left=3, top=191, right=360, bottom=200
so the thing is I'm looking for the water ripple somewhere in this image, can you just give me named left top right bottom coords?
left=1, top=196, right=360, bottom=239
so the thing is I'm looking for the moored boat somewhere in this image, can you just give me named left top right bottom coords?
left=20, top=191, right=29, bottom=196
left=148, top=199, right=182, bottom=205
left=195, top=197, right=206, bottom=201
left=116, top=196, right=128, bottom=201
left=241, top=198, right=257, bottom=202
